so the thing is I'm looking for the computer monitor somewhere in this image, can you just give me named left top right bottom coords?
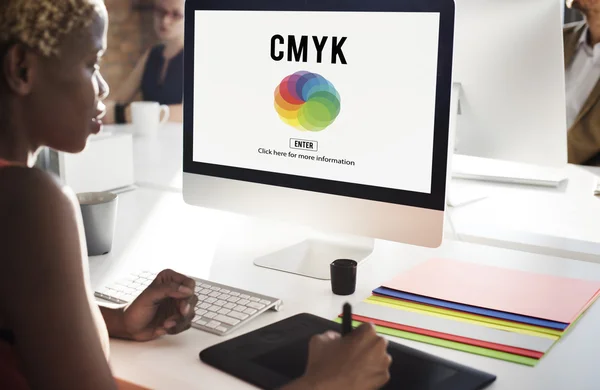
left=451, top=0, right=567, bottom=170
left=183, top=0, right=455, bottom=279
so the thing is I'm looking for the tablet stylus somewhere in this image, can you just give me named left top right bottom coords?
left=342, top=303, right=352, bottom=336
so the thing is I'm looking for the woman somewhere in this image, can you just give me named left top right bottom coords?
left=0, top=1, right=392, bottom=389
left=105, top=0, right=185, bottom=124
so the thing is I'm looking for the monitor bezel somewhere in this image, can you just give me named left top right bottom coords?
left=183, top=0, right=455, bottom=212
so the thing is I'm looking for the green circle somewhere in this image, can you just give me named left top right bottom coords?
left=299, top=101, right=330, bottom=131
left=297, top=92, right=341, bottom=131
left=310, top=91, right=340, bottom=118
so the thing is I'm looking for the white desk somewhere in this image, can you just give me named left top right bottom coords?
left=448, top=164, right=600, bottom=263
left=106, top=120, right=600, bottom=265
left=104, top=124, right=183, bottom=192
left=111, top=120, right=600, bottom=265
left=91, top=187, right=600, bottom=390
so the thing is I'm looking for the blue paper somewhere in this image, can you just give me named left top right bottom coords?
left=373, top=287, right=568, bottom=330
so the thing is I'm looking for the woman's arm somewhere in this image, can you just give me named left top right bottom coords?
left=99, top=305, right=131, bottom=340
left=0, top=168, right=117, bottom=390
left=104, top=49, right=151, bottom=124
left=167, top=104, right=183, bottom=123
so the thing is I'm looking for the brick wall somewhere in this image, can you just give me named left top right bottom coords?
left=103, top=0, right=156, bottom=95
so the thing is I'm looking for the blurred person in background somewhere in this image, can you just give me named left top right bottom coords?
left=105, top=0, right=184, bottom=124
left=564, top=0, right=600, bottom=165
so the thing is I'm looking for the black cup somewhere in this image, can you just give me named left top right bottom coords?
left=330, top=259, right=358, bottom=296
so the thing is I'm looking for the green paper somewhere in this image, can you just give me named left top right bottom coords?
left=334, top=318, right=539, bottom=367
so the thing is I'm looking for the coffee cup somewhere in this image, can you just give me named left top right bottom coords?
left=131, top=101, right=170, bottom=136
left=77, top=192, right=118, bottom=256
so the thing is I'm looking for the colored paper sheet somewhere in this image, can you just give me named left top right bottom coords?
left=351, top=302, right=556, bottom=353
left=563, top=289, right=600, bottom=334
left=333, top=318, right=538, bottom=366
left=373, top=287, right=567, bottom=330
left=350, top=314, right=543, bottom=359
left=382, top=258, right=600, bottom=324
left=367, top=296, right=562, bottom=338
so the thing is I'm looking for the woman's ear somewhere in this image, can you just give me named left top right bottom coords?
left=2, top=43, right=36, bottom=96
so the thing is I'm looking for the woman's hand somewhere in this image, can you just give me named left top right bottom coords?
left=121, top=269, right=198, bottom=341
left=305, top=323, right=392, bottom=390
left=282, top=323, right=392, bottom=390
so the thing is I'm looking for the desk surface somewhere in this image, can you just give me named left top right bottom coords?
left=448, top=165, right=600, bottom=263
left=91, top=187, right=600, bottom=390
left=110, top=121, right=600, bottom=264
left=104, top=123, right=184, bottom=192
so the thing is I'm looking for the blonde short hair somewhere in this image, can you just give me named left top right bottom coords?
left=0, top=0, right=103, bottom=57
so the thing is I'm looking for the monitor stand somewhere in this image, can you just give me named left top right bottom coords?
left=451, top=154, right=568, bottom=188
left=447, top=83, right=568, bottom=188
left=253, top=233, right=375, bottom=280
left=445, top=83, right=490, bottom=208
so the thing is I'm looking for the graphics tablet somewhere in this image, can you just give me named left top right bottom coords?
left=200, top=313, right=497, bottom=390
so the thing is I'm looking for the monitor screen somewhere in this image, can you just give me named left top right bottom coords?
left=192, top=10, right=441, bottom=195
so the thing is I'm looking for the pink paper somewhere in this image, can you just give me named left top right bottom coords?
left=382, top=258, right=600, bottom=323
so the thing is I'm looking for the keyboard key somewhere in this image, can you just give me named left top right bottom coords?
left=260, top=300, right=271, bottom=305
left=220, top=289, right=230, bottom=294
left=240, top=294, right=250, bottom=299
left=227, top=297, right=240, bottom=303
left=244, top=308, right=258, bottom=315
left=199, top=303, right=211, bottom=310
left=193, top=314, right=203, bottom=322
left=204, top=312, right=217, bottom=319
left=208, top=305, right=220, bottom=312
left=229, top=311, right=249, bottom=320
left=210, top=286, right=221, bottom=291
left=196, top=309, right=207, bottom=316
left=218, top=294, right=230, bottom=300
left=224, top=303, right=236, bottom=309
left=206, top=321, right=220, bottom=329
left=198, top=295, right=208, bottom=301
left=248, top=302, right=265, bottom=310
left=194, top=286, right=202, bottom=293
left=97, top=287, right=113, bottom=296
left=218, top=308, right=231, bottom=315
left=215, top=315, right=240, bottom=326
left=215, top=300, right=227, bottom=307
left=201, top=283, right=212, bottom=288
left=230, top=292, right=240, bottom=297
left=205, top=297, right=217, bottom=304
left=250, top=297, right=260, bottom=302
left=200, top=289, right=211, bottom=295
left=234, top=305, right=246, bottom=312
left=237, top=299, right=250, bottom=305
left=195, top=320, right=208, bottom=326
left=216, top=326, right=228, bottom=333
left=209, top=291, right=220, bottom=298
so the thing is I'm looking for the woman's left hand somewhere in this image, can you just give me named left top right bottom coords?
left=122, top=269, right=198, bottom=341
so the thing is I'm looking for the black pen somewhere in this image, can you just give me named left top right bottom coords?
left=342, top=303, right=352, bottom=336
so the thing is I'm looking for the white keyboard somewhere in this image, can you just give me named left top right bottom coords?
left=95, top=270, right=283, bottom=336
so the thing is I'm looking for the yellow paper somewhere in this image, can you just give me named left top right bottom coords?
left=367, top=296, right=561, bottom=338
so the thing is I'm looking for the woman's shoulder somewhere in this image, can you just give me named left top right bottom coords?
left=0, top=167, right=84, bottom=286
left=0, top=167, right=73, bottom=215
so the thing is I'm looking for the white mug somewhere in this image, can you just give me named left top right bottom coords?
left=130, top=101, right=170, bottom=136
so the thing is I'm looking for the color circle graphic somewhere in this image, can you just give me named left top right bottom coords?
left=274, top=71, right=341, bottom=132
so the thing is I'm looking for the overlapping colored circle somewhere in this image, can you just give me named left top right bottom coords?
left=274, top=71, right=341, bottom=132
